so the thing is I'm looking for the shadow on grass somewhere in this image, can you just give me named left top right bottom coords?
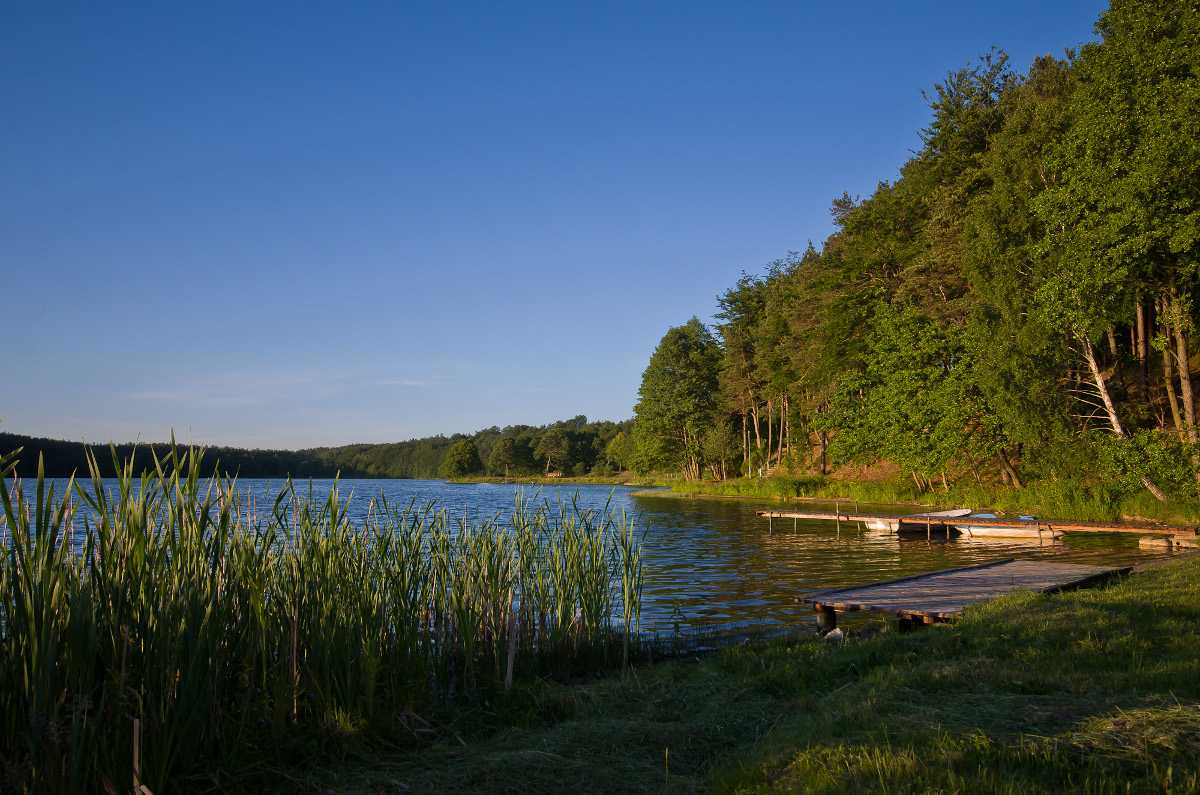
left=276, top=559, right=1200, bottom=794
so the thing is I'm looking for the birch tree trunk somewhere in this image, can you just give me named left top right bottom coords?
left=776, top=395, right=786, bottom=467
left=765, top=398, right=773, bottom=469
left=750, top=404, right=762, bottom=455
left=734, top=413, right=744, bottom=475
left=1081, top=336, right=1167, bottom=502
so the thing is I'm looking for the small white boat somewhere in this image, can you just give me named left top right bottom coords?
left=955, top=512, right=1064, bottom=540
left=868, top=508, right=973, bottom=534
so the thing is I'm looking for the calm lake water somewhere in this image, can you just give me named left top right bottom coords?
left=30, top=478, right=1162, bottom=633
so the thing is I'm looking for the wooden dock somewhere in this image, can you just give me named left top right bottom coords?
left=756, top=509, right=1199, bottom=537
left=805, top=558, right=1130, bottom=631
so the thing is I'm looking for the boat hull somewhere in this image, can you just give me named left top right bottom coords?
left=956, top=524, right=1063, bottom=539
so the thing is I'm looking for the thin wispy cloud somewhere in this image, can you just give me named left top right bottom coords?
left=125, top=367, right=445, bottom=407
left=369, top=377, right=436, bottom=388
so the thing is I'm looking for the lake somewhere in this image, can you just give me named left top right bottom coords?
left=33, top=477, right=1161, bottom=633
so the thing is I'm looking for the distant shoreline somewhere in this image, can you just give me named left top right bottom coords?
left=447, top=473, right=665, bottom=488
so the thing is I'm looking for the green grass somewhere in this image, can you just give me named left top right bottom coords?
left=448, top=472, right=665, bottom=487
left=654, top=475, right=1200, bottom=524
left=296, top=556, right=1200, bottom=794
left=0, top=448, right=645, bottom=793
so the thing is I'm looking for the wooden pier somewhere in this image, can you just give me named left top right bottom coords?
left=756, top=509, right=1199, bottom=538
left=805, top=558, right=1130, bottom=631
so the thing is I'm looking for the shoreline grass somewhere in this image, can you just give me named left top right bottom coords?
left=639, top=475, right=1200, bottom=525
left=447, top=473, right=666, bottom=487
left=0, top=448, right=645, bottom=793
left=291, top=554, right=1200, bottom=794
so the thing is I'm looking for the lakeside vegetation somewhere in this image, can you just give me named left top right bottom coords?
left=656, top=474, right=1200, bottom=525
left=625, top=1, right=1200, bottom=516
left=0, top=448, right=644, bottom=793
left=447, top=473, right=659, bottom=487
left=291, top=555, right=1200, bottom=794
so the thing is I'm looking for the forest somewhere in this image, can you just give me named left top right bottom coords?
left=629, top=0, right=1200, bottom=504
left=0, top=416, right=631, bottom=479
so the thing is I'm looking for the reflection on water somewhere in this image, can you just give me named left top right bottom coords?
left=33, top=478, right=1163, bottom=632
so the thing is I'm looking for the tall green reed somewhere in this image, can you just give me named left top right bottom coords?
left=0, top=447, right=644, bottom=792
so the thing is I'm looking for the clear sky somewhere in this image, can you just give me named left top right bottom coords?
left=3, top=1, right=1106, bottom=448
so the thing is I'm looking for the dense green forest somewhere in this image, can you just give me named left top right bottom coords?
left=630, top=0, right=1200, bottom=503
left=0, top=416, right=631, bottom=478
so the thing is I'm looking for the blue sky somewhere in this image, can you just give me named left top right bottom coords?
left=3, top=1, right=1105, bottom=448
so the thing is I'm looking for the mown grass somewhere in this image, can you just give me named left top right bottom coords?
left=304, top=556, right=1200, bottom=794
left=0, top=448, right=645, bottom=793
left=659, top=475, right=1200, bottom=524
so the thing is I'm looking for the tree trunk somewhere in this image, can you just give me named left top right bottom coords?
left=998, top=449, right=1023, bottom=489
left=1172, top=306, right=1196, bottom=442
left=819, top=431, right=828, bottom=476
left=1136, top=298, right=1149, bottom=396
left=1107, top=326, right=1119, bottom=357
left=1083, top=336, right=1125, bottom=436
left=1161, top=326, right=1180, bottom=432
left=734, top=413, right=744, bottom=475
left=776, top=396, right=786, bottom=467
left=765, top=399, right=773, bottom=470
left=1081, top=336, right=1167, bottom=502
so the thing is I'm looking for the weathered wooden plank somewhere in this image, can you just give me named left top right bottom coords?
left=803, top=559, right=1129, bottom=624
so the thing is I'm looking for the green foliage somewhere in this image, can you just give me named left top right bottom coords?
left=2, top=415, right=632, bottom=480
left=825, top=304, right=1001, bottom=480
left=602, top=430, right=632, bottom=472
left=438, top=438, right=482, bottom=478
left=486, top=436, right=517, bottom=475
left=533, top=428, right=569, bottom=474
left=637, top=10, right=1200, bottom=498
left=700, top=421, right=740, bottom=478
left=631, top=318, right=722, bottom=479
left=1037, top=0, right=1200, bottom=329
left=1091, top=429, right=1200, bottom=501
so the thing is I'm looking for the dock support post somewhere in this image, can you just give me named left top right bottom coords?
left=815, top=605, right=837, bottom=634
left=768, top=515, right=773, bottom=533
left=836, top=502, right=841, bottom=537
left=926, top=517, right=931, bottom=541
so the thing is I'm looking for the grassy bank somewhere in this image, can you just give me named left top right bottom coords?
left=293, top=555, right=1200, bottom=793
left=649, top=475, right=1200, bottom=525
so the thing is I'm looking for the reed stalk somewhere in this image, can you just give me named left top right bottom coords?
left=0, top=446, right=643, bottom=792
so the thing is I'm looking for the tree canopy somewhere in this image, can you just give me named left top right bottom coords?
left=629, top=2, right=1200, bottom=501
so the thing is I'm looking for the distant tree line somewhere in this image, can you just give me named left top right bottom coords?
left=630, top=0, right=1200, bottom=501
left=0, top=415, right=633, bottom=479
left=0, top=433, right=345, bottom=479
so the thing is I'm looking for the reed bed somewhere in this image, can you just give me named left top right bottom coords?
left=0, top=447, right=644, bottom=793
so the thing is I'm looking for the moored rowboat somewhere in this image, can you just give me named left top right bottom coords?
left=955, top=512, right=1063, bottom=539
left=869, top=508, right=973, bottom=533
